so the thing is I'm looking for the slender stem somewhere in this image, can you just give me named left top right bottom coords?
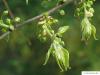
left=0, top=0, right=74, bottom=40
left=16, top=0, right=73, bottom=28
left=0, top=31, right=10, bottom=39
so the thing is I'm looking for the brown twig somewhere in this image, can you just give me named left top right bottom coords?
left=0, top=0, right=73, bottom=40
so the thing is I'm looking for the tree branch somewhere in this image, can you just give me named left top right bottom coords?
left=0, top=0, right=73, bottom=40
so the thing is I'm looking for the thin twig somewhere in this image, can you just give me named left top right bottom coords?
left=0, top=0, right=73, bottom=40
left=0, top=31, right=10, bottom=39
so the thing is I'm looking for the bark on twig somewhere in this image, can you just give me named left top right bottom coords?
left=0, top=0, right=73, bottom=40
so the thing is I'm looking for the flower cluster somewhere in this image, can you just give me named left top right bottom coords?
left=37, top=13, right=58, bottom=42
left=37, top=13, right=70, bottom=71
left=0, top=10, right=20, bottom=33
left=76, top=0, right=97, bottom=41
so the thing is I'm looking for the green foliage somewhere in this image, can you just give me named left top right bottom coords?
left=37, top=13, right=58, bottom=42
left=59, top=9, right=65, bottom=16
left=44, top=37, right=70, bottom=71
left=0, top=10, right=14, bottom=32
left=37, top=13, right=70, bottom=71
left=81, top=17, right=97, bottom=40
left=56, top=26, right=69, bottom=37
left=75, top=0, right=95, bottom=16
left=0, top=10, right=21, bottom=33
left=0, top=0, right=99, bottom=74
left=75, top=0, right=97, bottom=41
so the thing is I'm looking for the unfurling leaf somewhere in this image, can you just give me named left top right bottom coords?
left=37, top=15, right=70, bottom=71
left=53, top=39, right=69, bottom=71
left=57, top=26, right=69, bottom=37
left=81, top=17, right=97, bottom=41
left=44, top=37, right=70, bottom=71
left=91, top=25, right=97, bottom=40
left=43, top=44, right=53, bottom=65
left=81, top=17, right=92, bottom=40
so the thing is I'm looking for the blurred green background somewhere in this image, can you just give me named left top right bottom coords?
left=0, top=0, right=100, bottom=75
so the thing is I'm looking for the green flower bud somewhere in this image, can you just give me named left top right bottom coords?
left=6, top=18, right=11, bottom=24
left=3, top=10, right=8, bottom=15
left=85, top=10, right=93, bottom=17
left=9, top=25, right=14, bottom=31
left=38, top=20, right=46, bottom=25
left=15, top=17, right=21, bottom=22
left=59, top=10, right=65, bottom=16
left=54, top=19, right=58, bottom=23
left=89, top=8, right=94, bottom=13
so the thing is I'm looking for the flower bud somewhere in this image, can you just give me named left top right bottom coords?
left=9, top=25, right=14, bottom=31
left=6, top=18, right=11, bottom=24
left=3, top=10, right=8, bottom=15
left=15, top=17, right=21, bottom=22
left=85, top=10, right=93, bottom=17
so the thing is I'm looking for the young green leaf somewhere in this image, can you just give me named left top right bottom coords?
left=59, top=10, right=65, bottom=16
left=81, top=17, right=97, bottom=41
left=57, top=26, right=69, bottom=37
left=52, top=39, right=69, bottom=71
left=91, top=25, right=97, bottom=40
left=3, top=10, right=8, bottom=15
left=81, top=17, right=92, bottom=40
left=43, top=44, right=53, bottom=65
